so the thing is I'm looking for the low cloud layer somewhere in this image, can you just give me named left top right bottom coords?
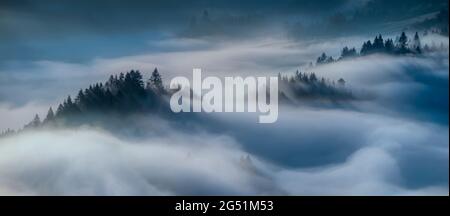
left=311, top=52, right=449, bottom=124
left=0, top=14, right=448, bottom=195
left=0, top=102, right=447, bottom=195
left=0, top=128, right=281, bottom=195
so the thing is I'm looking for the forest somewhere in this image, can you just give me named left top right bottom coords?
left=316, top=31, right=448, bottom=65
left=1, top=68, right=353, bottom=137
left=0, top=31, right=446, bottom=137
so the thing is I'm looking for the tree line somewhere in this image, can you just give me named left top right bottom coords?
left=279, top=70, right=353, bottom=101
left=316, top=31, right=448, bottom=65
left=0, top=68, right=166, bottom=136
left=0, top=67, right=356, bottom=137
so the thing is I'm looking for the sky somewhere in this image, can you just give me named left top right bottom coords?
left=0, top=0, right=448, bottom=195
left=1, top=0, right=448, bottom=62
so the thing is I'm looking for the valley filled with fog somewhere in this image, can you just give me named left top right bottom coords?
left=0, top=0, right=448, bottom=195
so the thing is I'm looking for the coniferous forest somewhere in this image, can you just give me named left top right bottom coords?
left=1, top=31, right=448, bottom=137
left=0, top=1, right=448, bottom=196
left=316, top=32, right=448, bottom=65
left=2, top=68, right=354, bottom=136
left=3, top=69, right=167, bottom=135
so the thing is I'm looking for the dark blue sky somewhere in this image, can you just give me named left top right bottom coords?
left=1, top=0, right=448, bottom=63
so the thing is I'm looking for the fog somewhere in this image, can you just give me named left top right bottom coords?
left=0, top=50, right=448, bottom=194
left=0, top=37, right=330, bottom=129
left=0, top=101, right=447, bottom=195
left=311, top=53, right=449, bottom=124
left=0, top=40, right=448, bottom=196
left=0, top=0, right=448, bottom=195
left=0, top=128, right=279, bottom=195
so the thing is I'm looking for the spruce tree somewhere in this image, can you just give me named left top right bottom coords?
left=398, top=32, right=409, bottom=53
left=148, top=68, right=164, bottom=92
left=44, top=107, right=55, bottom=123
left=384, top=39, right=395, bottom=53
left=25, top=114, right=41, bottom=128
left=413, top=32, right=421, bottom=53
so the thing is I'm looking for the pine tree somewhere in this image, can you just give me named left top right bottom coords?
left=148, top=68, right=164, bottom=92
left=384, top=39, right=395, bottom=53
left=326, top=56, right=334, bottom=63
left=25, top=114, right=41, bottom=129
left=316, top=53, right=328, bottom=65
left=398, top=32, right=409, bottom=53
left=413, top=32, right=421, bottom=53
left=56, top=102, right=65, bottom=117
left=75, top=89, right=86, bottom=109
left=373, top=34, right=385, bottom=51
left=361, top=40, right=373, bottom=55
left=341, top=47, right=349, bottom=59
left=33, top=114, right=41, bottom=127
left=309, top=73, right=318, bottom=82
left=340, top=46, right=357, bottom=59
left=66, top=95, right=75, bottom=114
left=44, top=107, right=55, bottom=123
left=119, top=73, right=125, bottom=82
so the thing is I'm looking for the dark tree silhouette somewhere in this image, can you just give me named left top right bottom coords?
left=43, top=107, right=55, bottom=123
left=340, top=46, right=357, bottom=59
left=316, top=53, right=328, bottom=65
left=384, top=39, right=395, bottom=53
left=397, top=32, right=409, bottom=53
left=37, top=69, right=168, bottom=126
left=372, top=35, right=385, bottom=52
left=148, top=68, right=164, bottom=92
left=360, top=40, right=373, bottom=55
left=24, top=114, right=41, bottom=129
left=317, top=31, right=431, bottom=66
left=413, top=32, right=422, bottom=54
left=280, top=71, right=353, bottom=101
left=56, top=104, right=65, bottom=117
